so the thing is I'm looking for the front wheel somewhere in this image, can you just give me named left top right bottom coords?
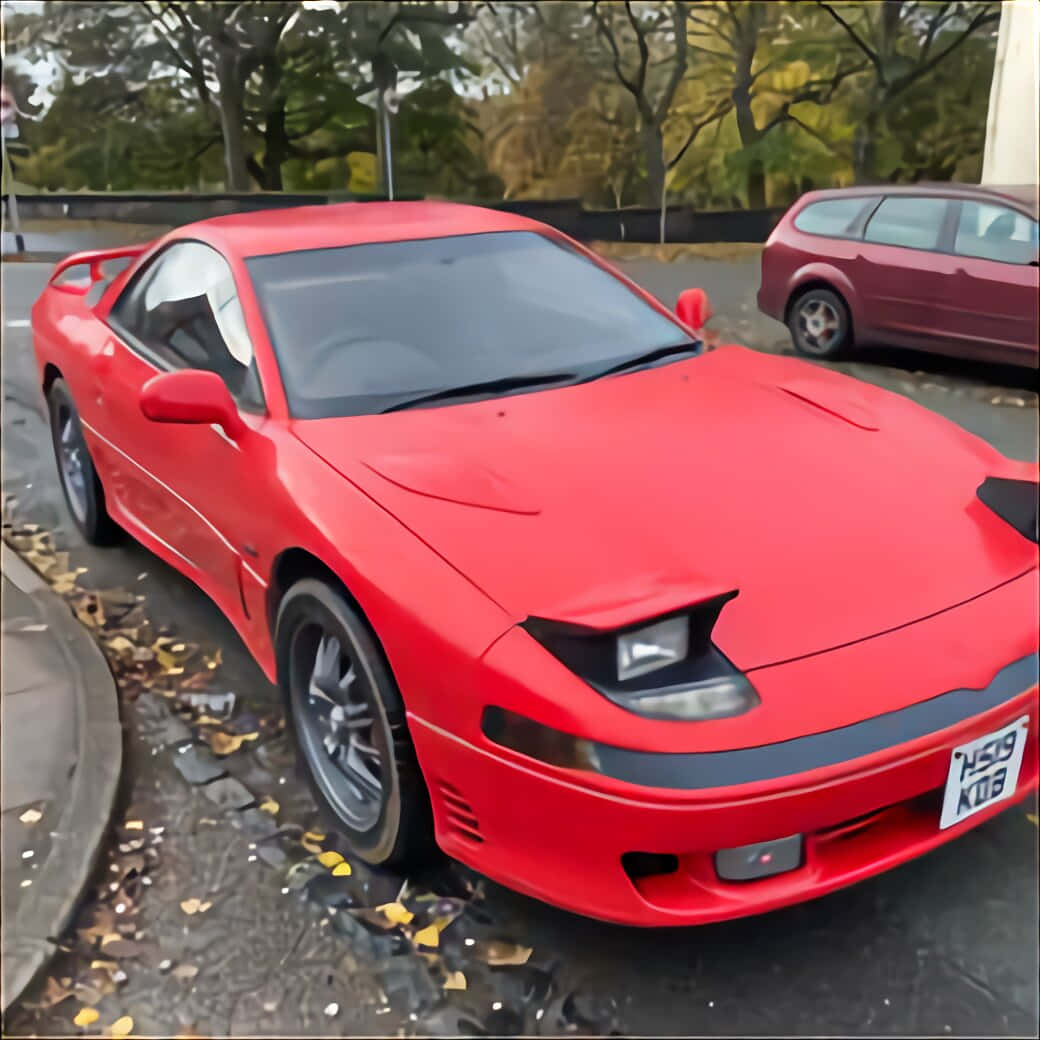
left=787, top=287, right=852, bottom=359
left=47, top=378, right=120, bottom=545
left=275, top=578, right=436, bottom=867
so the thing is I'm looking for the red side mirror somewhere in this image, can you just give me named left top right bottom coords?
left=140, top=370, right=244, bottom=438
left=676, top=288, right=713, bottom=331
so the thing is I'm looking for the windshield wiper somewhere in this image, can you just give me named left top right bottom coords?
left=578, top=342, right=700, bottom=383
left=381, top=371, right=577, bottom=413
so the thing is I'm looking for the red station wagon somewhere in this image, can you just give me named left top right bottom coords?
left=758, top=184, right=1039, bottom=368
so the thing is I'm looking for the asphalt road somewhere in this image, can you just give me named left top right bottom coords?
left=2, top=258, right=1038, bottom=1036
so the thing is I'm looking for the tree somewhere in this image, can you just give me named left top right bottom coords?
left=817, top=0, right=1000, bottom=181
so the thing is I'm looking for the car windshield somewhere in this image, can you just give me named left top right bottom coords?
left=246, top=230, right=695, bottom=418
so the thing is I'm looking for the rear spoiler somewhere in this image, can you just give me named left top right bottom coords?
left=48, top=243, right=152, bottom=295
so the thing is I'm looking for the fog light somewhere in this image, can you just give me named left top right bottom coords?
left=714, top=834, right=803, bottom=881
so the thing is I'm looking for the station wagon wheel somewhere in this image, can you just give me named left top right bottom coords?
left=276, top=578, right=435, bottom=866
left=788, top=287, right=851, bottom=359
left=46, top=378, right=120, bottom=545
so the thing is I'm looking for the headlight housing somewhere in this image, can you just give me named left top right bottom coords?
left=522, top=591, right=760, bottom=722
left=617, top=617, right=689, bottom=680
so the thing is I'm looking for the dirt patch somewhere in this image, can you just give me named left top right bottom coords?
left=590, top=241, right=764, bottom=262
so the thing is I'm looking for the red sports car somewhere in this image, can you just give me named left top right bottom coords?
left=32, top=202, right=1039, bottom=926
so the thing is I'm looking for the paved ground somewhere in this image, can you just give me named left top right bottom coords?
left=1, top=546, right=122, bottom=1009
left=2, top=254, right=1038, bottom=1036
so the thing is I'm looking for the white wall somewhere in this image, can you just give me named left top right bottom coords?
left=982, top=0, right=1040, bottom=185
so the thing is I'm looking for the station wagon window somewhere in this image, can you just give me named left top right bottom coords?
left=863, top=196, right=949, bottom=251
left=954, top=201, right=1039, bottom=265
left=110, top=241, right=264, bottom=411
left=793, top=196, right=879, bottom=237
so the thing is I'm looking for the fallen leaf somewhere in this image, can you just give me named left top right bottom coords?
left=1028, top=813, right=1038, bottom=826
left=180, top=899, right=202, bottom=915
left=106, top=636, right=135, bottom=654
left=206, top=730, right=257, bottom=755
left=38, top=976, right=73, bottom=1008
left=77, top=905, right=116, bottom=942
left=481, top=940, right=533, bottom=966
left=301, top=831, right=326, bottom=854
left=258, top=797, right=279, bottom=815
left=19, top=808, right=42, bottom=824
left=443, top=970, right=467, bottom=991
left=90, top=960, right=119, bottom=973
left=317, top=850, right=344, bottom=869
left=123, top=820, right=144, bottom=831
left=376, top=901, right=414, bottom=925
left=172, top=963, right=199, bottom=981
left=73, top=1006, right=100, bottom=1026
left=413, top=924, right=440, bottom=948
left=331, top=861, right=352, bottom=877
left=110, top=1014, right=134, bottom=1037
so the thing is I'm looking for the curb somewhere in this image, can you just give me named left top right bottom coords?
left=1, top=544, right=123, bottom=1011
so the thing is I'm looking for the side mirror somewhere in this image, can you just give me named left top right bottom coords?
left=140, top=369, right=244, bottom=438
left=676, top=287, right=713, bottom=332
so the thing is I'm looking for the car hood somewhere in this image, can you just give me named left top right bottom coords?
left=292, top=346, right=1037, bottom=671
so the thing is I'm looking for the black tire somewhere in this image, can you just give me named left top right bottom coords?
left=47, top=378, right=120, bottom=545
left=787, top=287, right=852, bottom=359
left=275, top=578, right=435, bottom=867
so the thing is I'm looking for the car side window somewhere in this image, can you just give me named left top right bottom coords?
left=954, top=201, right=1038, bottom=265
left=110, top=241, right=264, bottom=411
left=793, top=197, right=879, bottom=238
left=863, top=196, right=949, bottom=251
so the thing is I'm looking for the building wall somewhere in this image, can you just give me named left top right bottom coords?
left=982, top=0, right=1040, bottom=185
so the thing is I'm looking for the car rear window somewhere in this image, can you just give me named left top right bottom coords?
left=793, top=197, right=878, bottom=237
left=955, top=201, right=1038, bottom=265
left=864, top=196, right=949, bottom=251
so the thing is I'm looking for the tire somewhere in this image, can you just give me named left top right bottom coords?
left=47, top=378, right=120, bottom=545
left=787, top=287, right=852, bottom=359
left=275, top=578, right=436, bottom=868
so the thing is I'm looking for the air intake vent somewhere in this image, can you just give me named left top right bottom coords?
left=435, top=780, right=483, bottom=844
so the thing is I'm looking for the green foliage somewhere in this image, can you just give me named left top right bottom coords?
left=2, top=1, right=1001, bottom=208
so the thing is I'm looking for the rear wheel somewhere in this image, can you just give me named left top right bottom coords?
left=47, top=378, right=120, bottom=544
left=276, top=578, right=435, bottom=867
left=788, top=287, right=851, bottom=359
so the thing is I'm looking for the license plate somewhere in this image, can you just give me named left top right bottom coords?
left=939, top=715, right=1029, bottom=830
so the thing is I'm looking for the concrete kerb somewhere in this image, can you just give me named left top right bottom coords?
left=1, top=543, right=124, bottom=1010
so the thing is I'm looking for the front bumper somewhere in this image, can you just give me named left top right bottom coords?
left=409, top=570, right=1039, bottom=926
left=412, top=685, right=1037, bottom=925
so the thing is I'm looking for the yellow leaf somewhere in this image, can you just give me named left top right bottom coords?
left=376, top=901, right=414, bottom=925
left=73, top=1006, right=100, bottom=1026
left=19, top=808, right=42, bottom=824
left=483, top=941, right=533, bottom=966
left=301, top=831, right=325, bottom=854
left=413, top=924, right=440, bottom=948
left=180, top=898, right=201, bottom=915
left=1028, top=813, right=1038, bottom=826
left=207, top=731, right=246, bottom=756
left=332, top=861, right=352, bottom=877
left=123, top=820, right=144, bottom=831
left=443, top=970, right=467, bottom=991
left=106, top=636, right=135, bottom=654
left=100, top=933, right=122, bottom=947
left=198, top=901, right=212, bottom=913
left=258, top=797, right=279, bottom=815
left=110, top=1015, right=134, bottom=1037
left=317, top=850, right=344, bottom=869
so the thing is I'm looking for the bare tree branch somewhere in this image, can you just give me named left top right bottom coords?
left=817, top=1, right=881, bottom=69
left=666, top=94, right=733, bottom=169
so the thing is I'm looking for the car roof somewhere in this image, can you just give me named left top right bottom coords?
left=799, top=182, right=1039, bottom=218
left=179, top=200, right=547, bottom=258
